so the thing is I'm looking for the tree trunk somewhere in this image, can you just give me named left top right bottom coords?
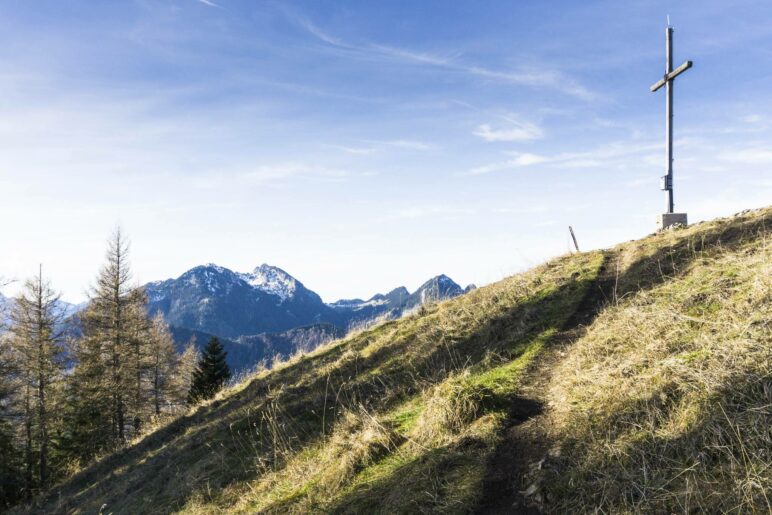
left=24, top=381, right=33, bottom=497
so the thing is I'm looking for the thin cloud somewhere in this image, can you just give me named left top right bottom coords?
left=473, top=121, right=543, bottom=142
left=468, top=152, right=548, bottom=175
left=296, top=18, right=348, bottom=48
left=293, top=16, right=595, bottom=100
left=325, top=144, right=378, bottom=155
left=464, top=141, right=661, bottom=176
left=238, top=163, right=354, bottom=185
left=197, top=0, right=220, bottom=7
left=362, top=139, right=436, bottom=151
left=386, top=205, right=475, bottom=221
left=741, top=114, right=763, bottom=124
left=369, top=44, right=456, bottom=66
left=719, top=147, right=772, bottom=165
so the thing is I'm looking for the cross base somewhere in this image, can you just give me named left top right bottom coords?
left=657, top=212, right=687, bottom=230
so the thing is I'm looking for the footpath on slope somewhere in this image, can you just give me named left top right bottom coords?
left=475, top=251, right=619, bottom=514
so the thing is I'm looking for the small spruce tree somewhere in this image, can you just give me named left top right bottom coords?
left=187, top=337, right=230, bottom=403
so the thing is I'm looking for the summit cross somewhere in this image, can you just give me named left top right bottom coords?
left=650, top=24, right=692, bottom=229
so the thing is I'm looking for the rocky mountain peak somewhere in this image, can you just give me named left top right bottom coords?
left=238, top=264, right=298, bottom=302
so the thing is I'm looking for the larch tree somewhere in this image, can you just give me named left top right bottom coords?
left=126, top=288, right=150, bottom=433
left=77, top=228, right=149, bottom=448
left=173, top=337, right=198, bottom=410
left=8, top=267, right=66, bottom=490
left=0, top=333, right=24, bottom=507
left=147, top=312, right=177, bottom=416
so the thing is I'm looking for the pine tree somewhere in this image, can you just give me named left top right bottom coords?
left=188, top=337, right=231, bottom=403
left=147, top=313, right=177, bottom=416
left=8, top=267, right=66, bottom=490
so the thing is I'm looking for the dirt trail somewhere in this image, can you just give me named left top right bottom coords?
left=476, top=252, right=618, bottom=514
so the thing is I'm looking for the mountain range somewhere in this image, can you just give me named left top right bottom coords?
left=1, top=265, right=473, bottom=371
left=144, top=264, right=472, bottom=337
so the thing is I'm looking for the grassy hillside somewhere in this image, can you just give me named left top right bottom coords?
left=18, top=207, right=770, bottom=514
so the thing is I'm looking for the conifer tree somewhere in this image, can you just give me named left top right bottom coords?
left=8, top=267, right=66, bottom=489
left=73, top=228, right=149, bottom=452
left=0, top=334, right=24, bottom=507
left=172, top=337, right=198, bottom=409
left=147, top=313, right=177, bottom=416
left=126, top=288, right=151, bottom=433
left=188, top=337, right=231, bottom=403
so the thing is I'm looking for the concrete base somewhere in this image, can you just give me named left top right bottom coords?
left=657, top=212, right=688, bottom=230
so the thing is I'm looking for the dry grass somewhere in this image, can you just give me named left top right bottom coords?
left=545, top=213, right=771, bottom=512
left=17, top=206, right=770, bottom=514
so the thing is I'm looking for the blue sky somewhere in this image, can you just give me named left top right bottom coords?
left=1, top=0, right=771, bottom=303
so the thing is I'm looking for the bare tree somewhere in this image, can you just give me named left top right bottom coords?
left=8, top=266, right=66, bottom=488
left=78, top=228, right=149, bottom=445
left=174, top=337, right=199, bottom=409
left=147, top=312, right=177, bottom=416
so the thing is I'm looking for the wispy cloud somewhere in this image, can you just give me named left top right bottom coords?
left=462, top=65, right=594, bottom=100
left=464, top=141, right=661, bottom=176
left=189, top=163, right=357, bottom=190
left=238, top=163, right=354, bottom=185
left=296, top=17, right=347, bottom=47
left=468, top=152, right=548, bottom=175
left=326, top=139, right=435, bottom=155
left=197, top=0, right=220, bottom=7
left=473, top=119, right=543, bottom=142
left=326, top=144, right=378, bottom=155
left=293, top=16, right=595, bottom=100
left=362, top=139, right=436, bottom=151
left=741, top=114, right=763, bottom=124
left=388, top=205, right=475, bottom=221
left=719, top=147, right=772, bottom=165
left=369, top=44, right=456, bottom=66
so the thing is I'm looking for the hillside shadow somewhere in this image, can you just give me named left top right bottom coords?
left=26, top=211, right=770, bottom=514
left=32, top=272, right=602, bottom=513
left=474, top=213, right=770, bottom=513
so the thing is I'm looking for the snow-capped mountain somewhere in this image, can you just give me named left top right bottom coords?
left=143, top=263, right=342, bottom=338
left=328, top=276, right=474, bottom=326
left=405, top=275, right=466, bottom=310
left=238, top=264, right=298, bottom=302
left=143, top=263, right=473, bottom=341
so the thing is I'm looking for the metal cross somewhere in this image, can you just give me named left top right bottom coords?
left=650, top=25, right=692, bottom=214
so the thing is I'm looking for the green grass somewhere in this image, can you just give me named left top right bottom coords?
left=17, top=206, right=772, bottom=514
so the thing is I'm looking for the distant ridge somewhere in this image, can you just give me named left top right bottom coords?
left=142, top=264, right=471, bottom=369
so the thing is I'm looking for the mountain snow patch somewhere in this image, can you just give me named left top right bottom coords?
left=239, top=264, right=297, bottom=302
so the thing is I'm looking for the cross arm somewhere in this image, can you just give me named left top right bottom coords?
left=650, top=60, right=693, bottom=92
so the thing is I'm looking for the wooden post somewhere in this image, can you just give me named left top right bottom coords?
left=569, top=226, right=580, bottom=253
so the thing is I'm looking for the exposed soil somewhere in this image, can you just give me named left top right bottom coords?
left=475, top=252, right=618, bottom=514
